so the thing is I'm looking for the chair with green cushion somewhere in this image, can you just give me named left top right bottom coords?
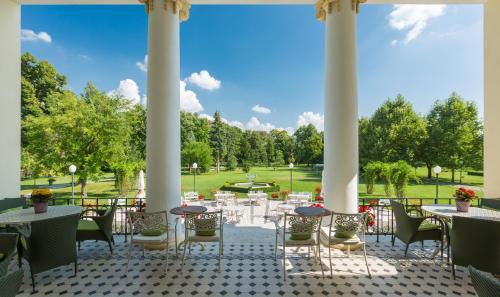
left=126, top=211, right=171, bottom=275
left=480, top=198, right=500, bottom=211
left=0, top=269, right=23, bottom=297
left=20, top=213, right=80, bottom=291
left=274, top=213, right=324, bottom=280
left=0, top=197, right=27, bottom=213
left=450, top=216, right=500, bottom=278
left=77, top=199, right=118, bottom=254
left=0, top=233, right=19, bottom=276
left=182, top=210, right=224, bottom=273
left=390, top=200, right=444, bottom=258
left=468, top=266, right=500, bottom=297
left=324, top=212, right=371, bottom=278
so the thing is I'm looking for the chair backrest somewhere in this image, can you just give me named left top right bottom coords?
left=185, top=210, right=223, bottom=232
left=450, top=216, right=500, bottom=275
left=0, top=269, right=23, bottom=297
left=0, top=234, right=19, bottom=276
left=468, top=265, right=500, bottom=297
left=481, top=198, right=500, bottom=211
left=390, top=200, right=423, bottom=242
left=283, top=213, right=322, bottom=235
left=128, top=211, right=168, bottom=234
left=0, top=197, right=26, bottom=213
left=27, top=213, right=80, bottom=273
left=329, top=212, right=368, bottom=236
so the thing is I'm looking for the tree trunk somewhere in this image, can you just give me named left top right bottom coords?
left=451, top=168, right=455, bottom=183
left=216, top=151, right=220, bottom=173
left=80, top=179, right=88, bottom=197
left=427, top=164, right=432, bottom=179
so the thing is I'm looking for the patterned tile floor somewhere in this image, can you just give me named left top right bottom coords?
left=14, top=230, right=476, bottom=297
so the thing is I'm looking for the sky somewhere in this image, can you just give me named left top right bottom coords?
left=21, top=4, right=483, bottom=133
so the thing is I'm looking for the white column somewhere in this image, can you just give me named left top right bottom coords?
left=146, top=2, right=181, bottom=212
left=0, top=1, right=21, bottom=199
left=323, top=0, right=358, bottom=213
left=484, top=0, right=500, bottom=198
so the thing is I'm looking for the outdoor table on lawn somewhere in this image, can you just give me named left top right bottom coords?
left=421, top=205, right=500, bottom=259
left=169, top=206, right=208, bottom=253
left=295, top=206, right=331, bottom=217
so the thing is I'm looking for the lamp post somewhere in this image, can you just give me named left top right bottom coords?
left=192, top=163, right=198, bottom=192
left=459, top=160, right=464, bottom=184
left=433, top=166, right=442, bottom=205
left=289, top=163, right=294, bottom=192
left=68, top=164, right=77, bottom=205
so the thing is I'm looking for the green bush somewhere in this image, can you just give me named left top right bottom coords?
left=391, top=161, right=419, bottom=198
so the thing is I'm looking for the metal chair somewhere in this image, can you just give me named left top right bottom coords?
left=182, top=210, right=224, bottom=272
left=274, top=213, right=324, bottom=280
left=126, top=211, right=171, bottom=275
left=324, top=212, right=371, bottom=278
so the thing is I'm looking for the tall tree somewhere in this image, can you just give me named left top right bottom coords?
left=294, top=124, right=323, bottom=165
left=270, top=129, right=293, bottom=164
left=426, top=93, right=481, bottom=182
left=209, top=111, right=227, bottom=173
left=181, top=141, right=213, bottom=172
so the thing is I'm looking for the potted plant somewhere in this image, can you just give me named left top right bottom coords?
left=454, top=187, right=477, bottom=212
left=271, top=193, right=279, bottom=200
left=31, top=188, right=53, bottom=213
left=359, top=205, right=375, bottom=227
left=198, top=193, right=205, bottom=201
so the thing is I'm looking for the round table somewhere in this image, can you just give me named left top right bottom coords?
left=295, top=207, right=331, bottom=217
left=169, top=205, right=207, bottom=216
left=0, top=205, right=83, bottom=225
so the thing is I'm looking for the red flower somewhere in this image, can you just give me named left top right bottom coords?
left=310, top=203, right=324, bottom=208
left=315, top=195, right=323, bottom=202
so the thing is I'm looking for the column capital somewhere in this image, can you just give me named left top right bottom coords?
left=139, top=0, right=190, bottom=21
left=315, top=0, right=366, bottom=22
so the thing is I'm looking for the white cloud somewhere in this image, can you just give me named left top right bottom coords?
left=277, top=127, right=295, bottom=136
left=186, top=70, right=221, bottom=91
left=136, top=55, right=148, bottom=72
left=388, top=5, right=446, bottom=44
left=252, top=104, right=272, bottom=114
left=391, top=40, right=398, bottom=46
left=108, top=79, right=141, bottom=105
left=199, top=113, right=214, bottom=121
left=228, top=120, right=245, bottom=130
left=245, top=117, right=275, bottom=132
left=21, top=29, right=52, bottom=43
left=297, top=112, right=324, bottom=131
left=180, top=81, right=204, bottom=113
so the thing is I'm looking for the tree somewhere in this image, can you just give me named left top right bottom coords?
left=270, top=129, right=293, bottom=164
left=425, top=93, right=481, bottom=182
left=362, top=95, right=427, bottom=166
left=21, top=52, right=67, bottom=118
left=181, top=141, right=213, bottom=172
left=294, top=124, right=323, bottom=165
left=265, top=136, right=276, bottom=167
left=209, top=111, right=227, bottom=173
left=24, top=84, right=130, bottom=196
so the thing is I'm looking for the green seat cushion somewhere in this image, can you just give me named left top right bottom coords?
left=140, top=229, right=165, bottom=237
left=194, top=218, right=217, bottom=237
left=0, top=253, right=4, bottom=262
left=195, top=230, right=216, bottom=237
left=418, top=221, right=440, bottom=231
left=78, top=220, right=101, bottom=231
left=290, top=233, right=311, bottom=240
left=334, top=231, right=356, bottom=239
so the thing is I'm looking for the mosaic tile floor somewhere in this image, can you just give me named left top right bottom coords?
left=14, top=233, right=476, bottom=297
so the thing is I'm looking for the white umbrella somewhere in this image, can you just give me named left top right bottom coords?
left=138, top=170, right=145, bottom=190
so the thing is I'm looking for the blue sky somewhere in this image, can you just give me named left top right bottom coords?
left=21, top=4, right=483, bottom=133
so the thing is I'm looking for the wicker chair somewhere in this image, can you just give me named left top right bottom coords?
left=468, top=266, right=500, bottom=297
left=0, top=234, right=22, bottom=297
left=182, top=210, right=224, bottom=272
left=77, top=199, right=118, bottom=254
left=480, top=198, right=500, bottom=211
left=0, top=270, right=23, bottom=297
left=390, top=200, right=444, bottom=258
left=274, top=213, right=324, bottom=280
left=323, top=212, right=371, bottom=278
left=126, top=211, right=171, bottom=275
left=20, top=213, right=80, bottom=291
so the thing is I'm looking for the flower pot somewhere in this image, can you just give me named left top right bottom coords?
left=33, top=202, right=48, bottom=214
left=456, top=200, right=471, bottom=212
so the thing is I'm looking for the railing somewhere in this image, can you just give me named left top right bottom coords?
left=37, top=197, right=484, bottom=242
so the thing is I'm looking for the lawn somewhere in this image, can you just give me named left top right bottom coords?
left=20, top=166, right=483, bottom=201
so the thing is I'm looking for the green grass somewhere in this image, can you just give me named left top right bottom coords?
left=21, top=166, right=483, bottom=201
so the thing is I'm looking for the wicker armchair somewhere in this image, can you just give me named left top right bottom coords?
left=274, top=213, right=324, bottom=280
left=20, top=213, right=80, bottom=291
left=77, top=199, right=118, bottom=254
left=480, top=198, right=500, bottom=211
left=390, top=200, right=444, bottom=258
left=0, top=233, right=19, bottom=276
left=182, top=210, right=224, bottom=272
left=468, top=266, right=500, bottom=297
left=0, top=270, right=23, bottom=297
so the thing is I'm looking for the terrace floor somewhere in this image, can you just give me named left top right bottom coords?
left=15, top=212, right=476, bottom=297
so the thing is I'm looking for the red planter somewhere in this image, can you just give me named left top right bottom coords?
left=33, top=202, right=48, bottom=214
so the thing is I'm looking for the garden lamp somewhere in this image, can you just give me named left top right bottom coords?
left=289, top=163, right=294, bottom=192
left=192, top=162, right=198, bottom=192
left=433, top=166, right=442, bottom=205
left=69, top=164, right=77, bottom=205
